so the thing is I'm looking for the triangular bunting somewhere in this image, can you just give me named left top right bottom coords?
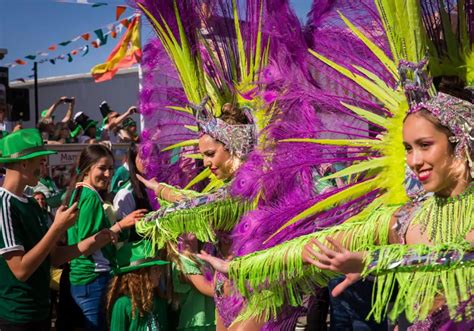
left=15, top=59, right=26, bottom=65
left=116, top=5, right=126, bottom=20
left=120, top=18, right=130, bottom=28
left=59, top=40, right=72, bottom=47
left=82, top=33, right=90, bottom=41
left=91, top=2, right=107, bottom=7
left=48, top=45, right=57, bottom=51
left=67, top=54, right=73, bottom=62
left=82, top=45, right=89, bottom=56
left=111, top=25, right=117, bottom=38
left=94, top=29, right=108, bottom=45
left=25, top=55, right=36, bottom=60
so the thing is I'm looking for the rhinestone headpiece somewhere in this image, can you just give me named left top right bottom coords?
left=398, top=59, right=474, bottom=173
left=189, top=97, right=256, bottom=159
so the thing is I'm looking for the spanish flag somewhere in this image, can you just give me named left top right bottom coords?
left=91, top=15, right=141, bottom=83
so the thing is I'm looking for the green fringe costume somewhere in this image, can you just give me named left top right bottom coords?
left=226, top=190, right=473, bottom=323
left=136, top=185, right=254, bottom=254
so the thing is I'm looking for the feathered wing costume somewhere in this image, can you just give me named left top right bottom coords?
left=133, top=0, right=320, bottom=328
left=222, top=0, right=473, bottom=326
left=134, top=0, right=277, bottom=250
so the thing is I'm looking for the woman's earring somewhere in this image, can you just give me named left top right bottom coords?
left=229, top=156, right=242, bottom=175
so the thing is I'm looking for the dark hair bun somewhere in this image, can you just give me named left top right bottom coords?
left=220, top=103, right=250, bottom=125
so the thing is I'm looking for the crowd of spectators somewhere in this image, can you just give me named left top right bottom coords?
left=37, top=96, right=139, bottom=145
left=0, top=97, right=148, bottom=330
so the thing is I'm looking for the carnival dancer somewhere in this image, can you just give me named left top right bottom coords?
left=197, top=0, right=473, bottom=328
left=131, top=0, right=280, bottom=329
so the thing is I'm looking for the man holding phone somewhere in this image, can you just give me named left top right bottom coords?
left=38, top=97, right=75, bottom=142
left=98, top=101, right=138, bottom=142
left=0, top=129, right=117, bottom=330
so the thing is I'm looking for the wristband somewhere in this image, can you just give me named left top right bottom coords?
left=115, top=221, right=123, bottom=233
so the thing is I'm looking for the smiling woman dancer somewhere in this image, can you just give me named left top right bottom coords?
left=137, top=99, right=258, bottom=330
left=196, top=0, right=474, bottom=328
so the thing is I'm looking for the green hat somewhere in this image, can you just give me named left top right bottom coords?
left=113, top=240, right=168, bottom=275
left=0, top=129, right=56, bottom=164
left=40, top=109, right=55, bottom=120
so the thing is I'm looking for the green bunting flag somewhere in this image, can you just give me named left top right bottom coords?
left=94, top=29, right=108, bottom=45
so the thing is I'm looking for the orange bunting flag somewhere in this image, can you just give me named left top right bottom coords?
left=82, top=33, right=90, bottom=41
left=111, top=28, right=117, bottom=39
left=48, top=45, right=57, bottom=51
left=120, top=18, right=130, bottom=28
left=15, top=59, right=26, bottom=65
left=91, top=15, right=141, bottom=83
left=71, top=50, right=78, bottom=55
left=91, top=40, right=100, bottom=48
left=116, top=5, right=126, bottom=20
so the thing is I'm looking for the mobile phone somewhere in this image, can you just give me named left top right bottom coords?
left=72, top=186, right=83, bottom=205
left=100, top=101, right=111, bottom=113
left=64, top=98, right=74, bottom=103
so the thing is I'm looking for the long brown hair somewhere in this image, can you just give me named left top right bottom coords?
left=64, top=144, right=114, bottom=204
left=106, top=267, right=163, bottom=326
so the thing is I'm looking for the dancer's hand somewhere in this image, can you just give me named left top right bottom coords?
left=302, top=237, right=365, bottom=296
left=330, top=273, right=362, bottom=297
left=196, top=250, right=230, bottom=273
left=136, top=174, right=162, bottom=195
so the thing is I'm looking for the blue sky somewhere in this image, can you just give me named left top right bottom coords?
left=0, top=0, right=312, bottom=82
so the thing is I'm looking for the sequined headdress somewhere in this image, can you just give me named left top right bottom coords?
left=189, top=97, right=256, bottom=159
left=399, top=59, right=474, bottom=172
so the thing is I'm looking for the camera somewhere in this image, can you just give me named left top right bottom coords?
left=0, top=49, right=7, bottom=60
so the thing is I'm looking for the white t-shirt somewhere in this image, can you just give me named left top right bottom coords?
left=113, top=182, right=136, bottom=220
left=0, top=120, right=13, bottom=132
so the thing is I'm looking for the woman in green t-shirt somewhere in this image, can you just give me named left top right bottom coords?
left=106, top=240, right=169, bottom=331
left=66, top=145, right=148, bottom=330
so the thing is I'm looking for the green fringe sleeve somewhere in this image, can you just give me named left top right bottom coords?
left=362, top=242, right=474, bottom=323
left=136, top=188, right=254, bottom=254
left=228, top=202, right=400, bottom=322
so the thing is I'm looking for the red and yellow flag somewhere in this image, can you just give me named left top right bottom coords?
left=91, top=15, right=141, bottom=83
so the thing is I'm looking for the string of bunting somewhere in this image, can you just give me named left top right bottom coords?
left=4, top=13, right=138, bottom=69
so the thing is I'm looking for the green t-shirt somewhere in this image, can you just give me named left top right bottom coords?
left=172, top=258, right=215, bottom=330
left=110, top=295, right=168, bottom=331
left=111, top=165, right=130, bottom=194
left=67, top=185, right=116, bottom=285
left=0, top=187, right=51, bottom=323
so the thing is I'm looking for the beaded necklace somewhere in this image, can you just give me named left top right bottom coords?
left=413, top=183, right=474, bottom=243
